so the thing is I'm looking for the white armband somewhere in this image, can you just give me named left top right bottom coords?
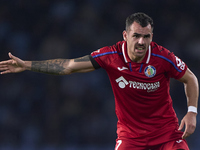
left=188, top=106, right=197, bottom=113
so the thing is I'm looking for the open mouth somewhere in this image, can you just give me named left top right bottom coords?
left=137, top=47, right=144, bottom=50
left=135, top=47, right=145, bottom=52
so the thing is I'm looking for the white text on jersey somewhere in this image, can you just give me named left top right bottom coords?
left=116, top=76, right=160, bottom=92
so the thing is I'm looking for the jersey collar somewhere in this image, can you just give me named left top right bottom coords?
left=122, top=41, right=151, bottom=64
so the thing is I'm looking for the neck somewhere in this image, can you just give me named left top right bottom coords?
left=128, top=52, right=145, bottom=63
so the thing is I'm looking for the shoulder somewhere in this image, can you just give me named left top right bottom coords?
left=151, top=42, right=187, bottom=74
left=90, top=41, right=124, bottom=68
left=151, top=42, right=172, bottom=57
left=91, top=41, right=124, bottom=58
left=151, top=41, right=177, bottom=64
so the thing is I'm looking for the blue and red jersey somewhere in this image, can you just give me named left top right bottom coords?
left=90, top=41, right=187, bottom=145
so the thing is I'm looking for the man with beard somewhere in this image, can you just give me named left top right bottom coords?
left=0, top=12, right=198, bottom=150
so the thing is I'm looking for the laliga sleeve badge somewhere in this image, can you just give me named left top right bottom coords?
left=144, top=65, right=156, bottom=77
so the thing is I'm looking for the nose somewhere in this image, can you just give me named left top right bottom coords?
left=138, top=37, right=144, bottom=45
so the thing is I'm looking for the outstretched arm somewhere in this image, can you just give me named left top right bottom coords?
left=178, top=68, right=199, bottom=139
left=0, top=52, right=95, bottom=75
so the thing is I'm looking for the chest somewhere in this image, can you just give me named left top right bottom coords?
left=108, top=57, right=167, bottom=81
left=105, top=57, right=170, bottom=94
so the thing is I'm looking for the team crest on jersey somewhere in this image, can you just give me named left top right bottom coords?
left=144, top=65, right=156, bottom=78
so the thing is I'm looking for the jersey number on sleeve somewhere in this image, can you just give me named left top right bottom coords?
left=175, top=56, right=185, bottom=70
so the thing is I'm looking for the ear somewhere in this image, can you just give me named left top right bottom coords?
left=123, top=30, right=127, bottom=41
left=151, top=33, right=153, bottom=42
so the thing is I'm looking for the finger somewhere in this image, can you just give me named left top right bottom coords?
left=183, top=124, right=196, bottom=139
left=0, top=70, right=11, bottom=74
left=9, top=52, right=16, bottom=62
left=178, top=120, right=184, bottom=131
left=0, top=67, right=9, bottom=72
left=9, top=52, right=18, bottom=61
left=182, top=125, right=187, bottom=139
left=0, top=65, right=8, bottom=69
left=182, top=122, right=193, bottom=139
left=0, top=60, right=13, bottom=65
left=8, top=52, right=13, bottom=58
left=182, top=131, right=190, bottom=139
left=8, top=53, right=23, bottom=65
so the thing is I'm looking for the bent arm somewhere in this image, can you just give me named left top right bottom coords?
left=178, top=68, right=199, bottom=108
left=178, top=68, right=199, bottom=139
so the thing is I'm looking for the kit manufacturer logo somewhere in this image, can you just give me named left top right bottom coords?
left=117, top=66, right=128, bottom=71
left=176, top=140, right=183, bottom=143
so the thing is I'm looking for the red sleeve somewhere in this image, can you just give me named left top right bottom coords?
left=90, top=44, right=119, bottom=69
left=155, top=44, right=188, bottom=80
left=167, top=52, right=187, bottom=79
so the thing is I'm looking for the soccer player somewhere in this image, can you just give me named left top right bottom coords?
left=0, top=12, right=198, bottom=150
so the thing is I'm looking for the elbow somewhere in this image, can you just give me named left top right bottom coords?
left=57, top=68, right=73, bottom=75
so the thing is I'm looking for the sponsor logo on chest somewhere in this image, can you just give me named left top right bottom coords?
left=115, top=76, right=160, bottom=92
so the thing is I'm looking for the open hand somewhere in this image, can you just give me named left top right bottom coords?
left=0, top=52, right=26, bottom=74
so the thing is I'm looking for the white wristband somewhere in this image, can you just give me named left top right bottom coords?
left=188, top=106, right=197, bottom=113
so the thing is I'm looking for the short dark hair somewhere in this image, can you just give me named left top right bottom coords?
left=125, top=12, right=154, bottom=31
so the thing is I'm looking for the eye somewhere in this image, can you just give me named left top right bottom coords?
left=133, top=34, right=140, bottom=38
left=144, top=34, right=150, bottom=38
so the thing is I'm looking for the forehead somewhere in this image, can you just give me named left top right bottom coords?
left=129, top=22, right=152, bottom=35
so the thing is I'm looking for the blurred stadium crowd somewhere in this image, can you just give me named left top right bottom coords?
left=0, top=0, right=199, bottom=150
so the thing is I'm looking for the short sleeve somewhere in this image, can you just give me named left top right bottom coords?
left=89, top=55, right=101, bottom=69
left=90, top=46, right=117, bottom=69
left=167, top=52, right=188, bottom=79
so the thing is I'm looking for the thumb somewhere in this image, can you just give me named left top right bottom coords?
left=8, top=52, right=14, bottom=59
left=8, top=52, right=18, bottom=65
left=178, top=120, right=184, bottom=131
left=8, top=52, right=21, bottom=63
